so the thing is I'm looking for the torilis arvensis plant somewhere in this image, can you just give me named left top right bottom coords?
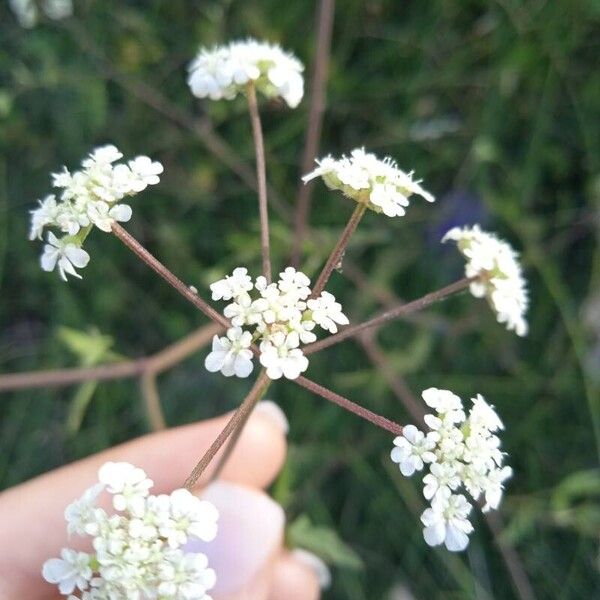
left=28, top=37, right=529, bottom=598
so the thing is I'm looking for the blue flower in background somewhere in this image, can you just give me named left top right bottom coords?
left=428, top=189, right=490, bottom=247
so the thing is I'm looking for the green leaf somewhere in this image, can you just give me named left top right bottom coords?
left=66, top=380, right=100, bottom=435
left=57, top=327, right=117, bottom=433
left=287, top=515, right=363, bottom=571
left=57, top=327, right=114, bottom=367
left=551, top=469, right=600, bottom=511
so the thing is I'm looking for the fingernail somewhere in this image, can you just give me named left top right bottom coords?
left=254, top=400, right=289, bottom=435
left=290, top=549, right=331, bottom=589
left=186, top=481, right=285, bottom=596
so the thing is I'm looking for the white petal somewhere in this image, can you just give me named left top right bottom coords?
left=64, top=246, right=90, bottom=268
left=445, top=524, right=470, bottom=552
left=423, top=522, right=446, bottom=547
left=204, top=351, right=226, bottom=373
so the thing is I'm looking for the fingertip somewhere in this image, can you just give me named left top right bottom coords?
left=216, top=403, right=288, bottom=489
left=188, top=480, right=285, bottom=597
left=268, top=551, right=322, bottom=600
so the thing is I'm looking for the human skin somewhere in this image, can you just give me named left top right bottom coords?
left=0, top=402, right=321, bottom=600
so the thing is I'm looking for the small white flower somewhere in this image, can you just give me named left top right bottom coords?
left=443, top=225, right=528, bottom=336
left=210, top=267, right=254, bottom=301
left=85, top=144, right=123, bottom=166
left=128, top=156, right=164, bottom=191
left=421, top=387, right=464, bottom=417
left=157, top=550, right=216, bottom=600
left=98, top=461, right=153, bottom=513
left=40, top=232, right=90, bottom=281
left=303, top=148, right=434, bottom=217
left=42, top=549, right=93, bottom=595
left=65, top=482, right=106, bottom=536
left=482, top=466, right=513, bottom=512
left=307, top=291, right=349, bottom=333
left=278, top=267, right=311, bottom=300
left=259, top=339, right=309, bottom=380
left=469, top=394, right=504, bottom=432
left=391, top=425, right=437, bottom=476
left=87, top=200, right=132, bottom=232
left=29, top=195, right=58, bottom=240
left=188, top=38, right=304, bottom=108
left=204, top=327, right=254, bottom=378
left=422, top=462, right=461, bottom=500
left=161, top=488, right=219, bottom=548
left=421, top=492, right=474, bottom=552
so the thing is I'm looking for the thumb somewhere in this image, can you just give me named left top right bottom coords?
left=188, top=481, right=321, bottom=600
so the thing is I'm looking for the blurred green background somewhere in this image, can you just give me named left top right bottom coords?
left=1, top=1, right=599, bottom=598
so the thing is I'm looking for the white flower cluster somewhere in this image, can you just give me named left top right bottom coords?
left=443, top=225, right=528, bottom=336
left=29, top=145, right=163, bottom=281
left=391, top=388, right=512, bottom=552
left=42, top=462, right=218, bottom=600
left=9, top=0, right=72, bottom=28
left=187, top=39, right=304, bottom=108
left=303, top=148, right=435, bottom=218
left=205, top=267, right=348, bottom=380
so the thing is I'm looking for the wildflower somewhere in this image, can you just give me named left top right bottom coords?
left=443, top=224, right=528, bottom=336
left=157, top=551, right=217, bottom=599
left=64, top=483, right=105, bottom=536
left=303, top=148, right=434, bottom=217
left=307, top=291, right=350, bottom=334
left=42, top=549, right=93, bottom=595
left=30, top=145, right=162, bottom=281
left=98, top=461, right=153, bottom=513
left=43, top=462, right=218, bottom=600
left=204, top=327, right=254, bottom=378
left=210, top=267, right=254, bottom=301
left=259, top=338, right=309, bottom=380
left=482, top=465, right=513, bottom=512
left=391, top=425, right=437, bottom=477
left=162, top=489, right=219, bottom=548
left=420, top=492, right=474, bottom=552
left=40, top=232, right=90, bottom=281
left=422, top=462, right=461, bottom=500
left=391, top=388, right=511, bottom=551
left=205, top=267, right=348, bottom=380
left=188, top=39, right=304, bottom=108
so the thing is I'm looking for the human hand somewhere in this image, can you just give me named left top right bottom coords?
left=0, top=401, right=322, bottom=599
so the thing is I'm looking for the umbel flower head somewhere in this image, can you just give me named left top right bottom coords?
left=443, top=225, right=528, bottom=336
left=29, top=145, right=163, bottom=281
left=42, top=461, right=218, bottom=599
left=303, top=148, right=435, bottom=218
left=205, top=267, right=348, bottom=380
left=187, top=38, right=304, bottom=108
left=391, top=388, right=512, bottom=552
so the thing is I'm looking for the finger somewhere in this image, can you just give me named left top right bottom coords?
left=189, top=480, right=285, bottom=600
left=268, top=551, right=323, bottom=600
left=191, top=482, right=323, bottom=600
left=0, top=401, right=288, bottom=599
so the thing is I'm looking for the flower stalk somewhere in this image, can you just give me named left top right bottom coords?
left=111, top=222, right=230, bottom=328
left=311, top=202, right=367, bottom=297
left=184, top=370, right=271, bottom=490
left=304, top=277, right=473, bottom=354
left=247, top=82, right=272, bottom=282
left=296, top=376, right=403, bottom=435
